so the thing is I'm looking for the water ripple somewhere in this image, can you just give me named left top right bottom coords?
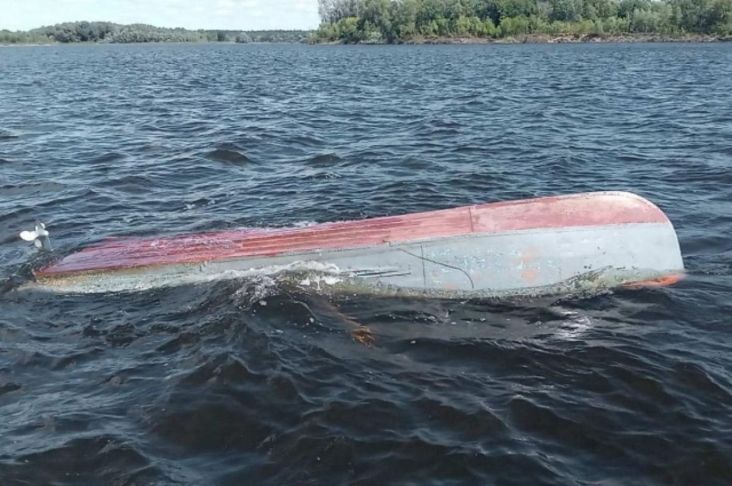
left=0, top=42, right=730, bottom=484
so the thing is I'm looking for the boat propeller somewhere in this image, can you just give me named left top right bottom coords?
left=20, top=222, right=52, bottom=251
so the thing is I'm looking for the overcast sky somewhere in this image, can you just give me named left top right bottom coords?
left=3, top=0, right=321, bottom=31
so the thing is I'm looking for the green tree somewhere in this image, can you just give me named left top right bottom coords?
left=499, top=15, right=532, bottom=34
left=497, top=0, right=539, bottom=19
left=312, top=0, right=732, bottom=42
left=550, top=0, right=584, bottom=21
left=392, top=0, right=419, bottom=39
left=337, top=17, right=362, bottom=42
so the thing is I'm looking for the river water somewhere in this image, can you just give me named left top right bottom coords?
left=1, top=43, right=731, bottom=484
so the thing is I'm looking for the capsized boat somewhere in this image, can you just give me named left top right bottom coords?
left=26, top=192, right=684, bottom=296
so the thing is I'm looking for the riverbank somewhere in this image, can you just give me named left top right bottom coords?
left=0, top=22, right=309, bottom=45
left=0, top=43, right=56, bottom=47
left=0, top=41, right=301, bottom=47
left=313, top=0, right=731, bottom=46
left=423, top=33, right=728, bottom=43
left=316, top=33, right=730, bottom=45
left=4, top=33, right=729, bottom=48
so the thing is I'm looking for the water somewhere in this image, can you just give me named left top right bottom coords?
left=1, top=43, right=731, bottom=484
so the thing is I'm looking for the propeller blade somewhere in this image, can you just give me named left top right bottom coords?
left=20, top=230, right=38, bottom=242
left=20, top=222, right=52, bottom=251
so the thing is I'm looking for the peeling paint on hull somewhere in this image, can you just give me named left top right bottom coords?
left=27, top=192, right=685, bottom=296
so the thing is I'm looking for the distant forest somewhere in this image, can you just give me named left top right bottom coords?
left=314, top=0, right=732, bottom=42
left=0, top=21, right=310, bottom=44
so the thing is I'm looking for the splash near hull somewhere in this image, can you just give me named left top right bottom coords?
left=29, top=192, right=684, bottom=296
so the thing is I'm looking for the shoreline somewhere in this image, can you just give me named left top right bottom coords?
left=0, top=41, right=302, bottom=47
left=319, top=33, right=731, bottom=45
left=417, top=33, right=729, bottom=44
left=2, top=33, right=730, bottom=47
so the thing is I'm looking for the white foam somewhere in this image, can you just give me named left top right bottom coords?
left=24, top=260, right=347, bottom=295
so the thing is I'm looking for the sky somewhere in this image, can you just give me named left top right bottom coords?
left=2, top=0, right=321, bottom=31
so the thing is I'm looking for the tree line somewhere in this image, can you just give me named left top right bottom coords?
left=0, top=21, right=310, bottom=44
left=313, top=0, right=732, bottom=42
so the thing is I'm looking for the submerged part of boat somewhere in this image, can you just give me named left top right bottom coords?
left=25, top=192, right=684, bottom=296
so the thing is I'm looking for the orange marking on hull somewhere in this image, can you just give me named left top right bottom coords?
left=623, top=274, right=685, bottom=288
left=521, top=268, right=539, bottom=284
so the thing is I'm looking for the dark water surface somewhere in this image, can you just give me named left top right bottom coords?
left=1, top=43, right=731, bottom=484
